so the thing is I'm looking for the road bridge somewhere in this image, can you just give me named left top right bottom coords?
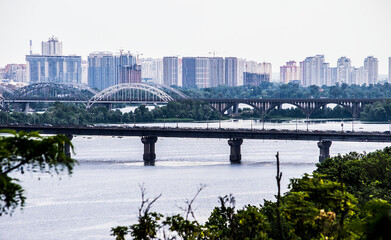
left=201, top=98, right=384, bottom=118
left=1, top=125, right=390, bottom=165
left=1, top=82, right=387, bottom=119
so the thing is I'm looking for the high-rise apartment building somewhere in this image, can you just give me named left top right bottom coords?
left=259, top=62, right=272, bottom=77
left=321, top=63, right=332, bottom=86
left=336, top=57, right=351, bottom=84
left=141, top=58, right=163, bottom=84
left=237, top=58, right=246, bottom=86
left=81, top=60, right=88, bottom=84
left=182, top=57, right=211, bottom=88
left=182, top=57, right=196, bottom=88
left=300, top=55, right=327, bottom=86
left=41, top=36, right=63, bottom=56
left=114, top=53, right=136, bottom=85
left=163, top=57, right=178, bottom=86
left=225, top=57, right=238, bottom=86
left=178, top=58, right=183, bottom=86
left=330, top=67, right=338, bottom=86
left=388, top=57, right=391, bottom=84
left=4, top=64, right=27, bottom=83
left=351, top=67, right=368, bottom=85
left=364, top=56, right=378, bottom=85
left=88, top=51, right=139, bottom=90
left=195, top=57, right=210, bottom=88
left=26, top=37, right=81, bottom=84
left=0, top=68, right=5, bottom=79
left=26, top=55, right=81, bottom=84
left=209, top=57, right=225, bottom=87
left=243, top=72, right=270, bottom=86
left=280, top=61, right=300, bottom=83
left=120, top=65, right=141, bottom=84
left=88, top=52, right=115, bottom=90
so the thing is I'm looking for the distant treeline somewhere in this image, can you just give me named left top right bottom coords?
left=0, top=100, right=221, bottom=125
left=1, top=99, right=390, bottom=125
left=178, top=82, right=391, bottom=99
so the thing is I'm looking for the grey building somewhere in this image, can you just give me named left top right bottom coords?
left=26, top=55, right=82, bottom=84
left=163, top=57, right=178, bottom=86
left=88, top=51, right=137, bottom=90
left=182, top=57, right=196, bottom=88
left=41, top=36, right=63, bottom=56
left=88, top=51, right=114, bottom=90
left=209, top=57, right=225, bottom=87
left=114, top=53, right=136, bottom=85
left=243, top=72, right=270, bottom=86
left=225, top=57, right=237, bottom=86
left=26, top=36, right=81, bottom=84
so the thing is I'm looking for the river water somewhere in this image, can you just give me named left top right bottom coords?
left=1, top=119, right=390, bottom=240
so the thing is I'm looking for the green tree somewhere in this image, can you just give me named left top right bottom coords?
left=0, top=130, right=76, bottom=216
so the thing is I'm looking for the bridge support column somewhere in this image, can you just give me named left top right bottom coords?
left=141, top=136, right=158, bottom=165
left=317, top=140, right=332, bottom=162
left=64, top=134, right=73, bottom=158
left=233, top=104, right=239, bottom=114
left=228, top=138, right=243, bottom=163
left=105, top=103, right=112, bottom=111
left=23, top=103, right=30, bottom=113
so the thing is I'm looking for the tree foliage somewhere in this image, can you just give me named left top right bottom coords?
left=0, top=130, right=76, bottom=216
left=179, top=82, right=391, bottom=99
left=112, top=147, right=391, bottom=239
left=1, top=101, right=222, bottom=126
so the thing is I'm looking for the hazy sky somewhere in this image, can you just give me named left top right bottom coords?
left=0, top=0, right=390, bottom=74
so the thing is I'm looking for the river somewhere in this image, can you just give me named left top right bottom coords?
left=1, top=119, right=390, bottom=240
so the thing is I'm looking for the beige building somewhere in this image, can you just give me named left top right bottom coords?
left=280, top=61, right=300, bottom=83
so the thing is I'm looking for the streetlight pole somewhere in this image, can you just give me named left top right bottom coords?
left=163, top=115, right=166, bottom=128
left=206, top=116, right=209, bottom=129
left=219, top=115, right=221, bottom=129
left=295, top=117, right=298, bottom=131
left=176, top=114, right=179, bottom=128
left=251, top=117, right=253, bottom=131
left=341, top=119, right=344, bottom=132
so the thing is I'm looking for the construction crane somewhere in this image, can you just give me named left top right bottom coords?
left=136, top=52, right=143, bottom=65
left=209, top=50, right=217, bottom=57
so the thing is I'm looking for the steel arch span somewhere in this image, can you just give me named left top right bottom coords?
left=88, top=83, right=174, bottom=108
left=0, top=95, right=5, bottom=109
left=10, top=82, right=94, bottom=103
left=0, top=85, right=15, bottom=95
left=148, top=83, right=190, bottom=99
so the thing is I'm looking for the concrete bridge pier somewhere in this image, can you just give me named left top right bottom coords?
left=141, top=136, right=158, bottom=165
left=23, top=103, right=30, bottom=113
left=228, top=138, right=243, bottom=163
left=317, top=140, right=332, bottom=162
left=64, top=134, right=73, bottom=158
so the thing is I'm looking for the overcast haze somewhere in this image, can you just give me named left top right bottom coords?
left=0, top=0, right=390, bottom=74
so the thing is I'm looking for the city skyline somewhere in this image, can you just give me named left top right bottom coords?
left=0, top=0, right=390, bottom=74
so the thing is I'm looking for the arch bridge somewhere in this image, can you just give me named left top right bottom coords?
left=0, top=82, right=187, bottom=110
left=202, top=98, right=384, bottom=118
left=87, top=83, right=174, bottom=108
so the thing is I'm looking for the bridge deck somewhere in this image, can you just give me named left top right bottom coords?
left=1, top=125, right=391, bottom=142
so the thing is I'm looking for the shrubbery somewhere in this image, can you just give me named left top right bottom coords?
left=112, top=148, right=391, bottom=239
